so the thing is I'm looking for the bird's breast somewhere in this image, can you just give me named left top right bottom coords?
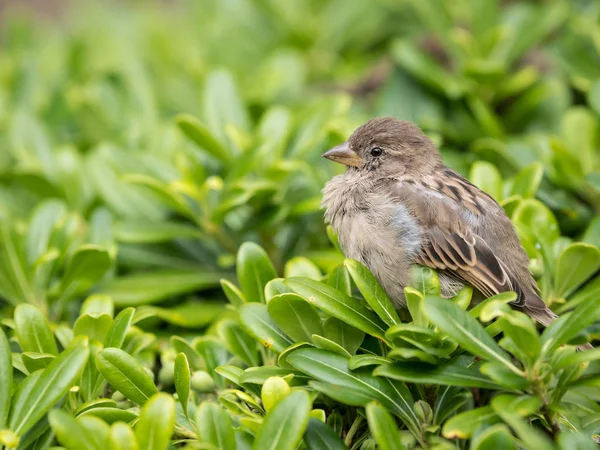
left=322, top=179, right=422, bottom=304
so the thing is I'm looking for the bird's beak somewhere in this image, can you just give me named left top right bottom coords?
left=322, top=143, right=361, bottom=167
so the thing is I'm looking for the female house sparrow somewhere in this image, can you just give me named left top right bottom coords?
left=322, top=117, right=574, bottom=334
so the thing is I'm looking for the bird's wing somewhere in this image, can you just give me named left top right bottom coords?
left=389, top=179, right=524, bottom=302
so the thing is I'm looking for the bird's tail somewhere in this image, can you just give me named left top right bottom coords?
left=521, top=294, right=593, bottom=351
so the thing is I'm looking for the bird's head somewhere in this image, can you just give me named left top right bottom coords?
left=323, top=117, right=442, bottom=176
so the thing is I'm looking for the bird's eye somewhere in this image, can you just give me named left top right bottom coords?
left=370, top=147, right=383, bottom=157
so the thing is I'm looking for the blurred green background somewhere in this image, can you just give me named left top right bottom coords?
left=0, top=0, right=599, bottom=322
left=1, top=1, right=600, bottom=449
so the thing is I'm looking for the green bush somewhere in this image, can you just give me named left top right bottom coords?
left=0, top=0, right=600, bottom=449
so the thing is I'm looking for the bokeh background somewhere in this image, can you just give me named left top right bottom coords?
left=0, top=0, right=598, bottom=328
left=1, top=1, right=600, bottom=449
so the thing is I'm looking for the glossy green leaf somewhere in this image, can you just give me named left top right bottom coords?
left=195, top=402, right=236, bottom=450
left=237, top=242, right=277, bottom=303
left=221, top=279, right=246, bottom=306
left=96, top=348, right=158, bottom=405
left=267, top=293, right=323, bottom=343
left=97, top=270, right=223, bottom=307
left=105, top=307, right=135, bottom=349
left=239, top=303, right=293, bottom=353
left=423, top=296, right=522, bottom=376
left=253, top=390, right=311, bottom=450
left=471, top=424, right=515, bottom=450
left=174, top=353, right=191, bottom=417
left=304, top=417, right=347, bottom=450
left=21, top=352, right=55, bottom=373
left=345, top=259, right=400, bottom=327
left=176, top=113, right=231, bottom=163
left=366, top=402, right=405, bottom=450
left=470, top=161, right=503, bottom=201
left=311, top=334, right=352, bottom=358
left=110, top=422, right=139, bottom=450
left=59, top=245, right=113, bottom=296
left=49, top=409, right=100, bottom=450
left=287, top=348, right=420, bottom=437
left=135, top=393, right=176, bottom=450
left=374, top=359, right=503, bottom=389
left=73, top=313, right=113, bottom=343
left=14, top=304, right=58, bottom=355
left=9, top=337, right=89, bottom=436
left=323, top=317, right=364, bottom=355
left=541, top=292, right=600, bottom=354
left=285, top=277, right=388, bottom=342
left=442, top=406, right=500, bottom=439
left=554, top=243, right=600, bottom=298
left=0, top=327, right=12, bottom=429
left=217, top=319, right=259, bottom=366
left=284, top=257, right=322, bottom=279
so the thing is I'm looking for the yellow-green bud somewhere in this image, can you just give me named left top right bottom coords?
left=261, top=376, right=290, bottom=412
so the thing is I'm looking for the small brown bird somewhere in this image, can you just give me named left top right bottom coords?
left=322, top=117, right=583, bottom=339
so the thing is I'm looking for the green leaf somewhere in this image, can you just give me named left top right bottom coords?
left=348, top=354, right=392, bottom=370
left=304, top=417, right=348, bottom=450
left=137, top=300, right=224, bottom=328
left=203, top=69, right=250, bottom=139
left=374, top=359, right=503, bottom=389
left=195, top=403, right=236, bottom=449
left=0, top=327, right=12, bottom=429
left=239, top=303, right=293, bottom=353
left=21, top=352, right=55, bottom=373
left=14, top=304, right=58, bottom=355
left=326, top=264, right=351, bottom=297
left=508, top=162, right=543, bottom=199
left=285, top=277, right=388, bottom=343
left=312, top=334, right=352, bottom=358
left=237, top=242, right=277, bottom=303
left=73, top=313, right=113, bottom=343
left=470, top=161, right=503, bottom=201
left=253, top=390, right=311, bottom=450
left=105, top=307, right=135, bottom=349
left=59, top=245, right=113, bottom=296
left=471, top=424, right=516, bottom=450
left=195, top=336, right=229, bottom=389
left=114, top=220, right=205, bottom=243
left=284, top=257, right=322, bottom=279
left=366, top=402, right=405, bottom=450
left=554, top=243, right=600, bottom=298
left=49, top=409, right=100, bottom=450
left=541, top=292, right=600, bottom=354
left=267, top=293, right=323, bottom=344
left=110, top=422, right=139, bottom=450
left=442, top=406, right=500, bottom=439
left=96, top=348, right=158, bottom=405
left=557, top=431, right=598, bottom=450
left=81, top=295, right=114, bottom=317
left=409, top=267, right=441, bottom=296
left=404, top=287, right=428, bottom=327
left=345, top=259, right=401, bottom=327
left=78, top=407, right=138, bottom=424
left=135, top=393, right=176, bottom=450
left=176, top=113, right=231, bottom=163
left=174, top=353, right=191, bottom=417
left=9, top=337, right=89, bottom=436
left=217, top=319, right=259, bottom=366
left=422, top=296, right=523, bottom=376
left=97, top=270, right=223, bottom=307
left=221, top=279, right=246, bottom=306
left=287, top=348, right=420, bottom=437
left=78, top=415, right=111, bottom=449
left=323, top=317, right=364, bottom=355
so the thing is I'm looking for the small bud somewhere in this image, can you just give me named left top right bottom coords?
left=310, top=409, right=326, bottom=422
left=191, top=370, right=216, bottom=392
left=261, top=376, right=290, bottom=412
left=0, top=429, right=19, bottom=448
left=414, top=400, right=433, bottom=424
left=158, top=361, right=175, bottom=386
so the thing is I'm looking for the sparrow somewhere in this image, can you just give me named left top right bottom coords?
left=322, top=117, right=587, bottom=345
